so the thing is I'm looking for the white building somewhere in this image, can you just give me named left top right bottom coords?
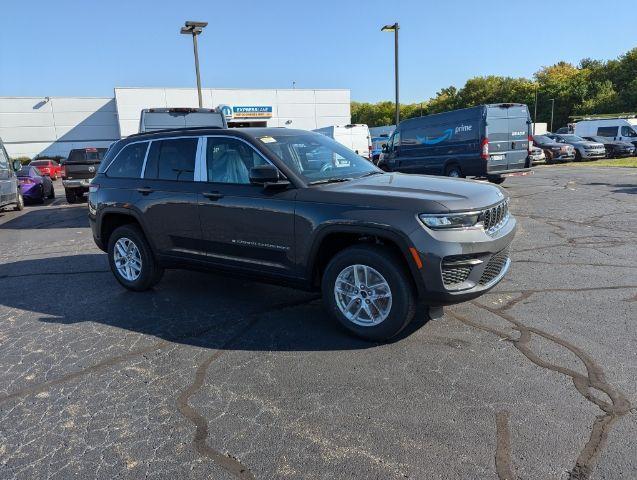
left=0, top=87, right=351, bottom=158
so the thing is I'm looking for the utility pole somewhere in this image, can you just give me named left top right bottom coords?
left=533, top=87, right=538, bottom=135
left=381, top=23, right=400, bottom=126
left=550, top=98, right=555, bottom=132
left=180, top=21, right=208, bottom=108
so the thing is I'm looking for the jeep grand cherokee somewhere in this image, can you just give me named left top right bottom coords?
left=89, top=127, right=516, bottom=341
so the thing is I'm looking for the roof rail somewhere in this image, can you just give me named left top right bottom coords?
left=570, top=112, right=637, bottom=121
left=128, top=126, right=225, bottom=138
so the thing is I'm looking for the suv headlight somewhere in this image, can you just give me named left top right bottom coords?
left=419, top=212, right=481, bottom=229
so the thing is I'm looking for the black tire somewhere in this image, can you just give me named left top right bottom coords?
left=444, top=163, right=463, bottom=178
left=48, top=183, right=55, bottom=199
left=13, top=192, right=24, bottom=211
left=544, top=150, right=554, bottom=165
left=321, top=245, right=416, bottom=342
left=575, top=150, right=582, bottom=162
left=65, top=189, right=76, bottom=204
left=107, top=224, right=164, bottom=291
left=487, top=176, right=506, bottom=185
left=36, top=185, right=45, bottom=204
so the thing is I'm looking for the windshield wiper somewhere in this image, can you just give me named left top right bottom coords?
left=357, top=171, right=384, bottom=179
left=308, top=177, right=352, bottom=186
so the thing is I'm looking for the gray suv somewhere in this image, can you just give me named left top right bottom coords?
left=548, top=133, right=606, bottom=161
left=89, top=127, right=516, bottom=341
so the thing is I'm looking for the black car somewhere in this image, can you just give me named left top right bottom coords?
left=583, top=136, right=635, bottom=158
left=532, top=135, right=576, bottom=163
left=89, top=127, right=516, bottom=341
left=61, top=147, right=108, bottom=203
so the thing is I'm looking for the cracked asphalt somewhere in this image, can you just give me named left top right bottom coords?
left=0, top=167, right=636, bottom=480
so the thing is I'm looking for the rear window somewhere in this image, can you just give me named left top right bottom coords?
left=597, top=126, right=618, bottom=137
left=66, top=148, right=106, bottom=163
left=144, top=138, right=198, bottom=181
left=106, top=142, right=148, bottom=178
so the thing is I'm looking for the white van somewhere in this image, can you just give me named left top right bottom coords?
left=313, top=124, right=372, bottom=159
left=139, top=108, right=227, bottom=133
left=574, top=118, right=637, bottom=147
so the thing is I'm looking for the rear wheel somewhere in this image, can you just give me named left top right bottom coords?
left=48, top=183, right=55, bottom=199
left=13, top=192, right=24, bottom=211
left=444, top=164, right=462, bottom=178
left=487, top=176, right=506, bottom=184
left=107, top=224, right=164, bottom=291
left=36, top=185, right=45, bottom=204
left=65, top=188, right=76, bottom=204
left=321, top=245, right=416, bottom=341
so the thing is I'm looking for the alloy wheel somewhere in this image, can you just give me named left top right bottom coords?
left=113, top=237, right=142, bottom=281
left=334, top=264, right=392, bottom=326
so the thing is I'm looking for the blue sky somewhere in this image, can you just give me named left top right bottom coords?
left=1, top=0, right=635, bottom=103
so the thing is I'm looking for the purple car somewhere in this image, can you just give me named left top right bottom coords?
left=17, top=166, right=55, bottom=203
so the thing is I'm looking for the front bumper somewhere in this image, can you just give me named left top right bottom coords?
left=580, top=150, right=606, bottom=159
left=407, top=213, right=516, bottom=306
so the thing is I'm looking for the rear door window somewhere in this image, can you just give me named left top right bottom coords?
left=597, top=126, right=618, bottom=137
left=144, top=138, right=198, bottom=181
left=106, top=142, right=148, bottom=178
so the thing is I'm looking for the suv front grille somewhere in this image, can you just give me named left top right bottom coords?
left=479, top=248, right=510, bottom=285
left=481, top=200, right=509, bottom=235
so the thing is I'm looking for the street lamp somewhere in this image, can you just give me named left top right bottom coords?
left=180, top=20, right=208, bottom=108
left=549, top=98, right=555, bottom=132
left=381, top=22, right=400, bottom=127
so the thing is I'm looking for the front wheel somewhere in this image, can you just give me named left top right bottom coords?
left=107, top=224, right=164, bottom=291
left=321, top=245, right=416, bottom=341
left=575, top=150, right=583, bottom=162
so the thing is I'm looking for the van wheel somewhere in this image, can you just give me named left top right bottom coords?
left=13, top=192, right=24, bottom=211
left=322, top=245, right=416, bottom=342
left=107, top=224, right=164, bottom=291
left=444, top=164, right=462, bottom=178
left=487, top=176, right=506, bottom=185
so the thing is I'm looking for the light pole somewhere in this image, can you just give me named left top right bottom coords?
left=550, top=98, right=555, bottom=132
left=533, top=86, right=538, bottom=135
left=381, top=23, right=400, bottom=127
left=180, top=21, right=208, bottom=108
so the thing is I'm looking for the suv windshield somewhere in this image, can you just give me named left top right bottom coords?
left=256, top=132, right=378, bottom=184
left=558, top=134, right=584, bottom=142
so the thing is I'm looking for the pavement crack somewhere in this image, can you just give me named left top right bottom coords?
left=495, top=411, right=516, bottom=480
left=174, top=296, right=318, bottom=479
left=448, top=293, right=633, bottom=480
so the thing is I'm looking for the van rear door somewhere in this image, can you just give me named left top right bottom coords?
left=486, top=105, right=530, bottom=172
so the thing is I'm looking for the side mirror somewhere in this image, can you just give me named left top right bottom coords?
left=12, top=159, right=21, bottom=171
left=250, top=164, right=280, bottom=185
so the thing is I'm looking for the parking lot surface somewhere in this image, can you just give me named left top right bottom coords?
left=1, top=169, right=636, bottom=480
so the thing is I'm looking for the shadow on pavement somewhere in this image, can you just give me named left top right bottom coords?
left=0, top=205, right=88, bottom=229
left=585, top=182, right=637, bottom=195
left=0, top=254, right=428, bottom=352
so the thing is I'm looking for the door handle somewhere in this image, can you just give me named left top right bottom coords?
left=136, top=187, right=153, bottom=195
left=203, top=191, right=224, bottom=201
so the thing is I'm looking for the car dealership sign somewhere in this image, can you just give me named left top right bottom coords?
left=232, top=106, right=273, bottom=119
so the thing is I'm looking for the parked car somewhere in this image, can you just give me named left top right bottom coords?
left=582, top=136, right=635, bottom=158
left=0, top=138, right=24, bottom=211
left=532, top=135, right=575, bottom=163
left=89, top=127, right=516, bottom=341
left=61, top=147, right=107, bottom=203
left=313, top=124, right=372, bottom=159
left=17, top=165, right=55, bottom=203
left=529, top=146, right=546, bottom=164
left=378, top=103, right=532, bottom=184
left=29, top=159, right=62, bottom=180
left=139, top=107, right=227, bottom=133
left=574, top=117, right=637, bottom=150
left=546, top=134, right=606, bottom=161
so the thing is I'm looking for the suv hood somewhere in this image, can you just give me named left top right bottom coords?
left=299, top=173, right=506, bottom=213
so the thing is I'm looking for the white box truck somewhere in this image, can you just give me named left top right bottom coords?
left=574, top=117, right=637, bottom=148
left=313, top=124, right=372, bottom=159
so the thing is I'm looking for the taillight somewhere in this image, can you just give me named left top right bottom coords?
left=528, top=135, right=533, bottom=154
left=480, top=138, right=489, bottom=160
left=88, top=183, right=100, bottom=193
left=60, top=165, right=66, bottom=177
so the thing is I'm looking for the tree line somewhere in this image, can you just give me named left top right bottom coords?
left=352, top=47, right=637, bottom=129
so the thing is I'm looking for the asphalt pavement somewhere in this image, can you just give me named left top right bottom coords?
left=0, top=169, right=636, bottom=480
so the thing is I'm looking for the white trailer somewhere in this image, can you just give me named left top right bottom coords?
left=574, top=117, right=637, bottom=145
left=313, top=124, right=372, bottom=159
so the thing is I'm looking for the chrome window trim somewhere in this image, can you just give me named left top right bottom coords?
left=104, top=139, right=150, bottom=175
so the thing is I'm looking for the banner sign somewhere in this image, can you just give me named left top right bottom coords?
left=232, top=106, right=273, bottom=119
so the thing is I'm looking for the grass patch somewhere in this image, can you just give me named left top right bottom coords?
left=565, top=157, right=637, bottom=168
